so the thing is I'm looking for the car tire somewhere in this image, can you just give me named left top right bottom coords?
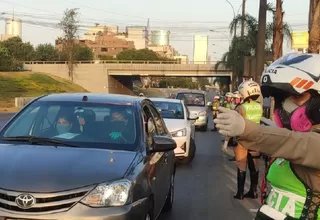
left=162, top=172, right=175, bottom=212
left=178, top=137, right=196, bottom=164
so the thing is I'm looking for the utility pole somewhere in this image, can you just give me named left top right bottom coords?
left=241, top=0, right=246, bottom=37
left=255, top=0, right=267, bottom=83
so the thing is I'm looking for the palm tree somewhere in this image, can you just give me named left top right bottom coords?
left=214, top=4, right=292, bottom=89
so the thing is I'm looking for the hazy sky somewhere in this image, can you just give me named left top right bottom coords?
left=0, top=0, right=309, bottom=61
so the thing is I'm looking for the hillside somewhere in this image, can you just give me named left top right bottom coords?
left=0, top=72, right=87, bottom=111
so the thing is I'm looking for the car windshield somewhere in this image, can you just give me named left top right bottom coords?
left=176, top=93, right=205, bottom=106
left=0, top=101, right=138, bottom=151
left=153, top=101, right=184, bottom=119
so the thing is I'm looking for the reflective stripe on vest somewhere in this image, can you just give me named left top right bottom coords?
left=259, top=204, right=288, bottom=220
left=242, top=101, right=262, bottom=124
left=265, top=159, right=320, bottom=219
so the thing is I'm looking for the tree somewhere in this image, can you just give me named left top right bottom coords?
left=58, top=8, right=80, bottom=81
left=74, top=45, right=94, bottom=61
left=34, top=44, right=59, bottom=61
left=0, top=45, right=13, bottom=71
left=273, top=0, right=284, bottom=60
left=0, top=36, right=35, bottom=61
left=117, top=48, right=172, bottom=61
left=198, top=77, right=210, bottom=90
left=308, top=0, right=320, bottom=53
left=213, top=77, right=230, bottom=92
left=216, top=7, right=291, bottom=88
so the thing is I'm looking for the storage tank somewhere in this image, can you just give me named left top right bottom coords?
left=5, top=18, right=22, bottom=38
left=151, top=30, right=170, bottom=46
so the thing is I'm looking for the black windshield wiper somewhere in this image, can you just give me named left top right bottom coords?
left=2, top=136, right=80, bottom=148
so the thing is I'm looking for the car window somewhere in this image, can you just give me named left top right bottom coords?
left=1, top=101, right=138, bottom=151
left=148, top=104, right=168, bottom=136
left=176, top=93, right=205, bottom=106
left=153, top=101, right=184, bottom=120
left=142, top=105, right=157, bottom=147
left=4, top=106, right=40, bottom=137
left=40, top=106, right=61, bottom=131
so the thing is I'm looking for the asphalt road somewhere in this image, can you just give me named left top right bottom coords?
left=0, top=113, right=260, bottom=220
left=159, top=116, right=260, bottom=220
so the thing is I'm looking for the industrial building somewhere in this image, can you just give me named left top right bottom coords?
left=193, top=35, right=208, bottom=64
left=126, top=26, right=148, bottom=50
left=0, top=18, right=22, bottom=41
left=150, top=30, right=170, bottom=46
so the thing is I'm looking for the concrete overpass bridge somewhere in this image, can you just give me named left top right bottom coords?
left=24, top=60, right=232, bottom=94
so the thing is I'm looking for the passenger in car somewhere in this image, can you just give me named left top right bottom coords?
left=108, top=111, right=133, bottom=143
left=56, top=115, right=73, bottom=135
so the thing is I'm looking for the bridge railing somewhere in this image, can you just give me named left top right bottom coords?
left=23, top=60, right=220, bottom=65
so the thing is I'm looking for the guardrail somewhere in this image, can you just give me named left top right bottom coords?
left=23, top=60, right=223, bottom=65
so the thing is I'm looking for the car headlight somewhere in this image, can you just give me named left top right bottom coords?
left=171, top=128, right=187, bottom=137
left=81, top=179, right=132, bottom=207
left=199, top=111, right=207, bottom=116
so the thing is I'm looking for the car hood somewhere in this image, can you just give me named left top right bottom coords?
left=163, top=119, right=186, bottom=133
left=0, top=144, right=137, bottom=192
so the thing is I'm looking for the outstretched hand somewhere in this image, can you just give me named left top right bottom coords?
left=214, top=107, right=245, bottom=137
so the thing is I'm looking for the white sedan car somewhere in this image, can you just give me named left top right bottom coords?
left=150, top=98, right=198, bottom=164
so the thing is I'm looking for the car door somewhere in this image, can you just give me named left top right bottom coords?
left=142, top=104, right=165, bottom=216
left=147, top=103, right=173, bottom=210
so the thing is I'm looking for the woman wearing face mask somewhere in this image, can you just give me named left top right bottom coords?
left=56, top=115, right=73, bottom=134
left=231, top=80, right=263, bottom=200
left=214, top=53, right=320, bottom=220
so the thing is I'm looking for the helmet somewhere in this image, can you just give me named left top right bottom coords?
left=214, top=95, right=219, bottom=100
left=225, top=92, right=233, bottom=98
left=139, top=93, right=144, bottom=97
left=261, top=53, right=320, bottom=98
left=238, top=80, right=261, bottom=100
left=232, top=91, right=242, bottom=99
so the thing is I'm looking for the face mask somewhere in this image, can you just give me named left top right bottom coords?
left=57, top=124, right=71, bottom=134
left=273, top=98, right=312, bottom=132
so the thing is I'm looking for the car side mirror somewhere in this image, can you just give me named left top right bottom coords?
left=149, top=136, right=176, bottom=153
left=187, top=115, right=199, bottom=120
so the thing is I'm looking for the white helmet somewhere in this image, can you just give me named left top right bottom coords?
left=233, top=91, right=242, bottom=99
left=214, top=95, right=219, bottom=99
left=238, top=80, right=261, bottom=100
left=261, top=53, right=320, bottom=97
left=139, top=93, right=144, bottom=97
left=225, top=92, right=233, bottom=98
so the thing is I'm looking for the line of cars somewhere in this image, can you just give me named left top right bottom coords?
left=0, top=91, right=208, bottom=220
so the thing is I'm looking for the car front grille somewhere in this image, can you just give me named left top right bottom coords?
left=0, top=186, right=93, bottom=214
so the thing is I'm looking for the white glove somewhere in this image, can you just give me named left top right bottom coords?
left=214, top=107, right=245, bottom=137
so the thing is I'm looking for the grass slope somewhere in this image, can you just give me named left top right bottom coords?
left=0, top=72, right=87, bottom=110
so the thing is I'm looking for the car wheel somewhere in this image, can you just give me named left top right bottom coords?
left=162, top=172, right=175, bottom=212
left=178, top=137, right=196, bottom=164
